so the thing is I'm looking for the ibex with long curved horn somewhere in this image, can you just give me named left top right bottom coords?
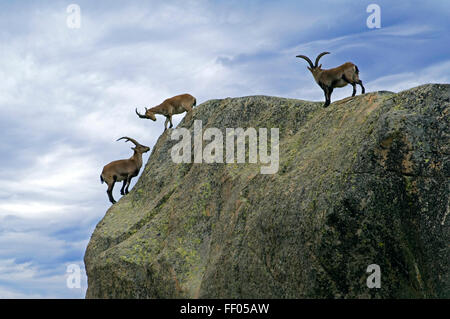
left=100, top=137, right=150, bottom=204
left=296, top=52, right=365, bottom=107
left=135, top=93, right=197, bottom=131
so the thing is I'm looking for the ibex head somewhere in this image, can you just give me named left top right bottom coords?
left=117, top=136, right=150, bottom=153
left=135, top=107, right=157, bottom=121
left=296, top=51, right=330, bottom=74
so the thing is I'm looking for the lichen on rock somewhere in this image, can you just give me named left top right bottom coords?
left=85, top=84, right=449, bottom=298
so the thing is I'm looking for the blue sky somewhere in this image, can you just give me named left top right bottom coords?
left=0, top=0, right=449, bottom=298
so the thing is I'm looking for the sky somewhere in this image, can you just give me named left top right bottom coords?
left=0, top=0, right=449, bottom=298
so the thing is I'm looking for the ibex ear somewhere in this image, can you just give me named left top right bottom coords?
left=307, top=67, right=312, bottom=72
left=319, top=64, right=322, bottom=69
left=131, top=147, right=136, bottom=151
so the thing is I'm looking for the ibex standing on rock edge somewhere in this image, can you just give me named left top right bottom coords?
left=100, top=137, right=150, bottom=204
left=296, top=52, right=365, bottom=107
left=135, top=93, right=197, bottom=131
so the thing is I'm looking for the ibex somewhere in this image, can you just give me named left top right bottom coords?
left=296, top=52, right=365, bottom=107
left=135, top=93, right=197, bottom=131
left=100, top=137, right=150, bottom=204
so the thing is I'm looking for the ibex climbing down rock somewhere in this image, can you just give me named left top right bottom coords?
left=100, top=137, right=150, bottom=204
left=135, top=93, right=197, bottom=131
left=296, top=52, right=365, bottom=107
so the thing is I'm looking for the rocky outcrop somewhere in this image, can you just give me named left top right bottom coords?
left=85, top=84, right=449, bottom=298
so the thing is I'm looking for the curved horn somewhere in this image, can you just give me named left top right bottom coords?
left=135, top=108, right=147, bottom=119
left=315, top=52, right=330, bottom=67
left=296, top=54, right=314, bottom=68
left=117, top=136, right=140, bottom=146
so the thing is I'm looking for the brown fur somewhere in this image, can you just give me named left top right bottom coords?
left=297, top=52, right=365, bottom=107
left=100, top=137, right=150, bottom=204
left=136, top=93, right=197, bottom=130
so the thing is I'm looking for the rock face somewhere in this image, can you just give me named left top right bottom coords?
left=85, top=84, right=449, bottom=298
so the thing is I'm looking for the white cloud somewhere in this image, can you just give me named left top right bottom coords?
left=367, top=60, right=450, bottom=93
left=0, top=259, right=86, bottom=298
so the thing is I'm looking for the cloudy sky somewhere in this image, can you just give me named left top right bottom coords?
left=0, top=0, right=449, bottom=298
